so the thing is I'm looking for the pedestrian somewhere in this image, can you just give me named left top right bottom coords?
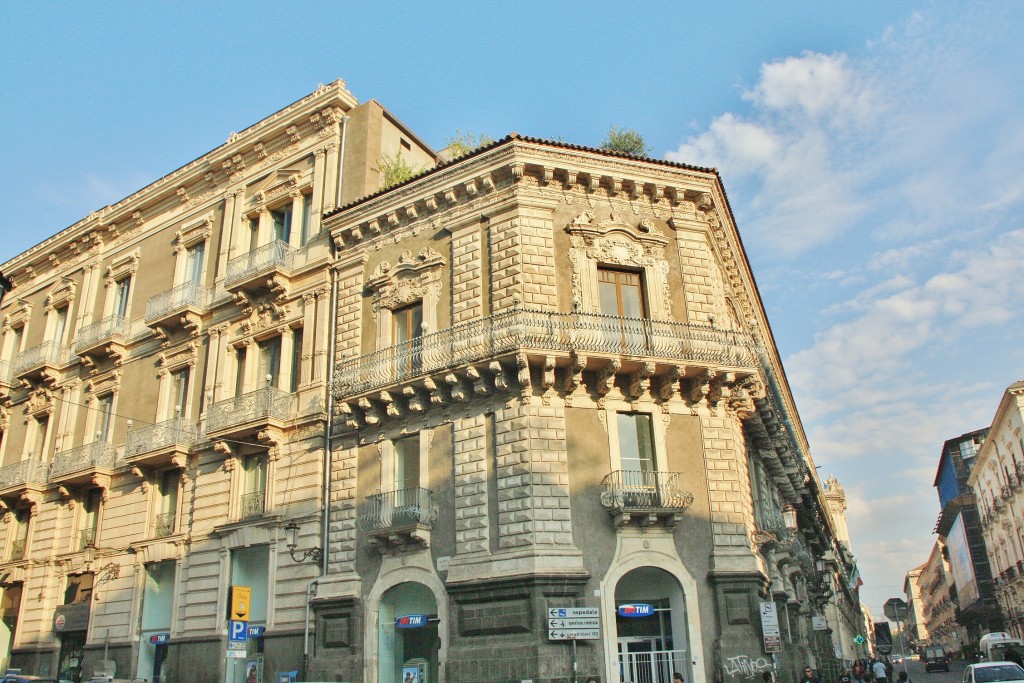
left=762, top=671, right=773, bottom=683
left=872, top=659, right=888, bottom=683
left=897, top=671, right=911, bottom=683
left=800, top=666, right=821, bottom=683
left=852, top=661, right=869, bottom=683
left=674, top=674, right=685, bottom=683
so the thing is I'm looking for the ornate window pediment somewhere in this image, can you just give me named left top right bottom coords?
left=247, top=169, right=308, bottom=212
left=105, top=251, right=140, bottom=286
left=566, top=210, right=673, bottom=319
left=366, top=247, right=445, bottom=315
left=157, top=342, right=199, bottom=377
left=45, top=279, right=77, bottom=311
left=175, top=215, right=214, bottom=252
left=85, top=370, right=122, bottom=400
left=3, top=299, right=32, bottom=331
left=26, top=387, right=54, bottom=418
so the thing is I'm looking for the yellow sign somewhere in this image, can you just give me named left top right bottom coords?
left=230, top=586, right=251, bottom=621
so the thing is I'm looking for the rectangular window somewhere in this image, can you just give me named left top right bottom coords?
left=234, top=346, right=247, bottom=396
left=96, top=394, right=113, bottom=444
left=114, top=277, right=132, bottom=319
left=617, top=412, right=655, bottom=474
left=248, top=218, right=259, bottom=253
left=33, top=416, right=48, bottom=460
left=169, top=367, right=190, bottom=419
left=394, top=435, right=420, bottom=492
left=52, top=307, right=68, bottom=346
left=64, top=573, right=94, bottom=605
left=299, top=194, right=313, bottom=245
left=258, top=337, right=282, bottom=388
left=393, top=303, right=423, bottom=375
left=290, top=328, right=303, bottom=392
left=10, top=510, right=29, bottom=561
left=11, top=326, right=24, bottom=357
left=271, top=204, right=292, bottom=244
left=185, top=242, right=205, bottom=284
left=241, top=455, right=267, bottom=519
left=80, top=489, right=101, bottom=550
left=230, top=545, right=269, bottom=623
left=156, top=470, right=179, bottom=537
left=598, top=268, right=646, bottom=318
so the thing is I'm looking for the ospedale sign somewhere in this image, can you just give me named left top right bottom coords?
left=53, top=603, right=91, bottom=633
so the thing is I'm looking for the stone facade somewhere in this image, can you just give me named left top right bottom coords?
left=0, top=80, right=435, bottom=683
left=918, top=540, right=969, bottom=656
left=318, top=137, right=862, bottom=683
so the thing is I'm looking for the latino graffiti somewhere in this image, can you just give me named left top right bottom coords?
left=724, top=655, right=771, bottom=679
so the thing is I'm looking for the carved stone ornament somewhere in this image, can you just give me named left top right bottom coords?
left=566, top=209, right=673, bottom=319
left=25, top=387, right=54, bottom=418
left=45, top=279, right=78, bottom=311
left=85, top=370, right=122, bottom=398
left=104, top=250, right=141, bottom=287
left=174, top=215, right=214, bottom=253
left=0, top=405, right=8, bottom=432
left=3, top=299, right=32, bottom=331
left=366, top=247, right=446, bottom=314
left=158, top=343, right=198, bottom=375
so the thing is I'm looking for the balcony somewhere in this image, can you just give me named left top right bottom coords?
left=0, top=459, right=50, bottom=502
left=335, top=309, right=757, bottom=401
left=357, top=487, right=437, bottom=551
left=12, top=341, right=73, bottom=385
left=599, top=470, right=695, bottom=528
left=9, top=539, right=26, bottom=562
left=75, top=315, right=130, bottom=366
left=125, top=418, right=196, bottom=468
left=49, top=441, right=116, bottom=486
left=206, top=387, right=291, bottom=440
left=153, top=512, right=176, bottom=538
left=145, top=282, right=210, bottom=337
left=224, top=241, right=295, bottom=299
left=240, top=489, right=266, bottom=520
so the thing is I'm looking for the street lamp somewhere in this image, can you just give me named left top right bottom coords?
left=284, top=522, right=323, bottom=564
left=782, top=504, right=798, bottom=531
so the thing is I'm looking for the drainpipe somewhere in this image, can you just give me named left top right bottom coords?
left=303, top=113, right=347, bottom=680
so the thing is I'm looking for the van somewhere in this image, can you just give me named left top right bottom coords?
left=925, top=645, right=950, bottom=672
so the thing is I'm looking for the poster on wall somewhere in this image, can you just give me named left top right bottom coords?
left=277, top=672, right=297, bottom=683
left=402, top=666, right=420, bottom=683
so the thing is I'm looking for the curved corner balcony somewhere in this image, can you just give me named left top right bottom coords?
left=125, top=418, right=197, bottom=468
left=50, top=441, right=117, bottom=486
left=357, top=487, right=437, bottom=551
left=334, top=309, right=757, bottom=400
left=12, top=341, right=74, bottom=384
left=224, top=241, right=295, bottom=298
left=0, top=458, right=50, bottom=499
left=75, top=315, right=130, bottom=365
left=206, top=386, right=292, bottom=440
left=145, top=282, right=210, bottom=335
left=599, top=469, right=695, bottom=528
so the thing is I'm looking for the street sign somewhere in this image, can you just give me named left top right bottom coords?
left=229, top=586, right=251, bottom=622
left=396, top=614, right=429, bottom=629
left=617, top=604, right=654, bottom=618
left=548, top=607, right=599, bottom=619
left=229, top=620, right=249, bottom=642
left=226, top=649, right=247, bottom=659
left=549, top=629, right=600, bottom=641
left=549, top=618, right=600, bottom=629
left=759, top=602, right=782, bottom=653
left=884, top=598, right=908, bottom=621
left=227, top=641, right=247, bottom=651
left=247, top=625, right=265, bottom=638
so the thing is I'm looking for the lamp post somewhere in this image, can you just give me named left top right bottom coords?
left=883, top=598, right=910, bottom=678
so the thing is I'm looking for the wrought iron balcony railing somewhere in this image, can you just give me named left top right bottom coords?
left=600, top=470, right=695, bottom=511
left=225, top=240, right=295, bottom=288
left=335, top=308, right=757, bottom=397
left=357, top=487, right=438, bottom=532
left=206, top=387, right=291, bottom=434
left=125, top=418, right=197, bottom=458
left=153, top=512, right=176, bottom=538
left=0, top=459, right=50, bottom=489
left=145, top=281, right=210, bottom=323
left=9, top=539, right=25, bottom=561
left=78, top=528, right=96, bottom=551
left=50, top=442, right=116, bottom=480
left=12, top=341, right=73, bottom=376
left=75, top=315, right=130, bottom=353
left=240, top=490, right=266, bottom=520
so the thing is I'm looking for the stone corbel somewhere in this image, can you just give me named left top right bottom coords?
left=337, top=402, right=360, bottom=430
left=379, top=391, right=401, bottom=417
left=489, top=361, right=508, bottom=392
left=90, top=475, right=111, bottom=502
left=403, top=386, right=426, bottom=414
left=595, top=359, right=621, bottom=397
left=515, top=354, right=532, bottom=401
left=445, top=373, right=467, bottom=403
left=129, top=466, right=150, bottom=494
left=257, top=429, right=282, bottom=461
left=658, top=365, right=686, bottom=401
left=423, top=377, right=447, bottom=406
left=467, top=366, right=489, bottom=396
left=57, top=486, right=75, bottom=507
left=628, top=362, right=656, bottom=399
left=358, top=397, right=381, bottom=425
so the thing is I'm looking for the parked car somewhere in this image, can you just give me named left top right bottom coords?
left=894, top=655, right=905, bottom=664
left=0, top=675, right=61, bottom=683
left=963, top=662, right=1024, bottom=683
left=926, top=645, right=951, bottom=672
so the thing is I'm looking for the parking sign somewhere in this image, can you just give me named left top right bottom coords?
left=229, top=620, right=248, bottom=642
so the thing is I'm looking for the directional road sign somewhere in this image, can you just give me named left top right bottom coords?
left=548, top=607, right=599, bottom=619
left=549, top=629, right=600, bottom=641
left=549, top=618, right=600, bottom=629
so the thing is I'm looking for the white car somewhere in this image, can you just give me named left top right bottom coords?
left=963, top=662, right=1024, bottom=683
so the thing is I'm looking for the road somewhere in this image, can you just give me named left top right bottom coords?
left=890, top=657, right=964, bottom=683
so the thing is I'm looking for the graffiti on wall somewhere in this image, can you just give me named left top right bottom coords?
left=723, top=654, right=771, bottom=679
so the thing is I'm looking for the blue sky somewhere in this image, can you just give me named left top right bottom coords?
left=3, top=1, right=1023, bottom=622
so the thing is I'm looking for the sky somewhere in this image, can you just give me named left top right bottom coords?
left=3, top=1, right=1023, bottom=625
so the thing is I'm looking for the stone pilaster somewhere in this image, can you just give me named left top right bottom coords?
left=450, top=223, right=483, bottom=324
left=517, top=206, right=558, bottom=310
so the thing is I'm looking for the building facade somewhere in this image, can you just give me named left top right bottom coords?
left=0, top=86, right=861, bottom=683
left=0, top=80, right=435, bottom=682
left=312, top=135, right=860, bottom=683
left=904, top=565, right=929, bottom=652
left=968, top=380, right=1024, bottom=640
left=933, top=428, right=1002, bottom=652
left=918, top=540, right=969, bottom=656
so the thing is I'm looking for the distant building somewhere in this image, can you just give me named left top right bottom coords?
left=904, top=564, right=929, bottom=649
left=934, top=428, right=1002, bottom=649
left=918, top=539, right=969, bottom=655
left=968, top=380, right=1024, bottom=639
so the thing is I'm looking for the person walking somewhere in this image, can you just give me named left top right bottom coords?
left=800, top=666, right=821, bottom=683
left=872, top=658, right=889, bottom=683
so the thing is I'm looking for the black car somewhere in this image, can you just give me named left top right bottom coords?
left=925, top=645, right=951, bottom=672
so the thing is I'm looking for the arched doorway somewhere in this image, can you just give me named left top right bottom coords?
left=614, top=567, right=691, bottom=683
left=378, top=582, right=439, bottom=683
